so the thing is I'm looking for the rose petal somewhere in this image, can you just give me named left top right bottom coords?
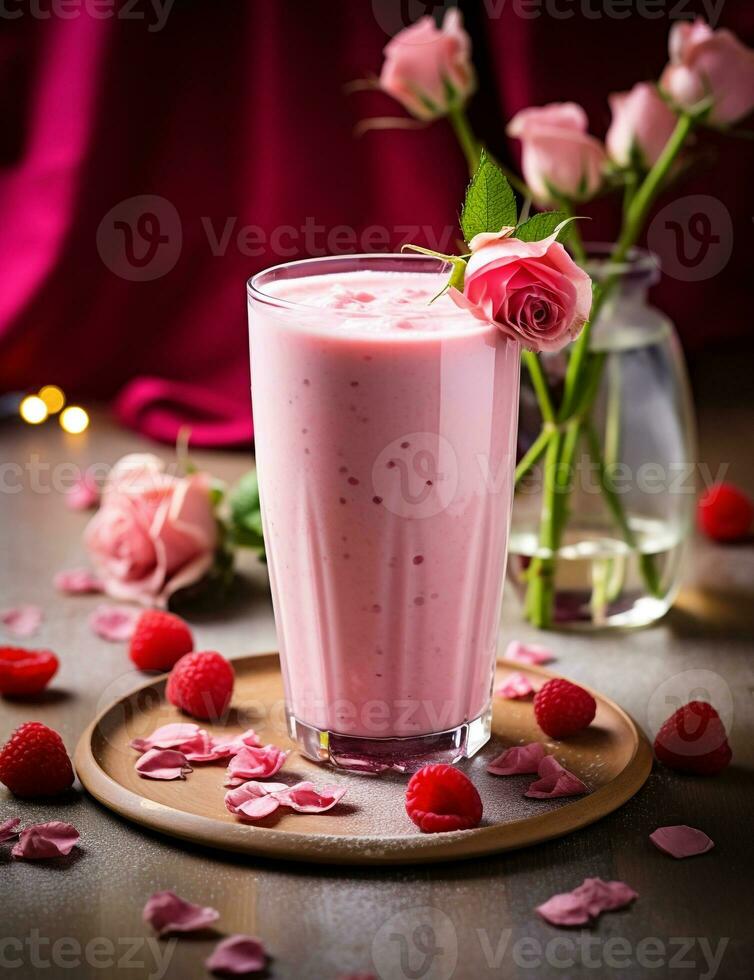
left=190, top=729, right=263, bottom=763
left=649, top=825, right=715, bottom=859
left=525, top=755, right=588, bottom=799
left=0, top=817, right=21, bottom=843
left=206, top=934, right=267, bottom=976
left=505, top=640, right=554, bottom=666
left=537, top=877, right=638, bottom=926
left=274, top=781, right=347, bottom=814
left=143, top=890, right=220, bottom=936
left=54, top=568, right=105, bottom=595
left=11, top=821, right=79, bottom=859
left=135, top=748, right=192, bottom=780
left=130, top=723, right=203, bottom=754
left=224, top=745, right=289, bottom=787
left=495, top=671, right=537, bottom=699
left=224, top=782, right=289, bottom=820
left=89, top=604, right=140, bottom=642
left=1, top=605, right=42, bottom=638
left=487, top=742, right=547, bottom=776
left=67, top=476, right=100, bottom=511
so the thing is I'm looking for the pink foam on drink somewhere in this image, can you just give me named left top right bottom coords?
left=250, top=267, right=520, bottom=742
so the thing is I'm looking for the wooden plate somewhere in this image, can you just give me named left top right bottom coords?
left=75, top=654, right=652, bottom=866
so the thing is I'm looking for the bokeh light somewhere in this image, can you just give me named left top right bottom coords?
left=60, top=406, right=90, bottom=434
left=38, top=384, right=66, bottom=414
left=19, top=395, right=49, bottom=425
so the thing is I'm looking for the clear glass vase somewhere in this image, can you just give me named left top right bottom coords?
left=508, top=249, right=696, bottom=629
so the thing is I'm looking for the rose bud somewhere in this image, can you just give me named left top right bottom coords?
left=606, top=82, right=679, bottom=170
left=506, top=102, right=606, bottom=207
left=379, top=9, right=475, bottom=121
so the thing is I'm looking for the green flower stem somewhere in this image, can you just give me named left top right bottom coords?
left=522, top=350, right=555, bottom=424
left=448, top=107, right=481, bottom=176
left=558, top=199, right=588, bottom=264
left=515, top=427, right=553, bottom=485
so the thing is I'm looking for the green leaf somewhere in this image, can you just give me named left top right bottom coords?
left=515, top=211, right=572, bottom=244
left=229, top=469, right=266, bottom=555
left=460, top=149, right=517, bottom=243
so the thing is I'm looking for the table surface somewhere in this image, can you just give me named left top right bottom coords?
left=2, top=387, right=753, bottom=980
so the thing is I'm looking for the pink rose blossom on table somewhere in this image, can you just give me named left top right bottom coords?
left=606, top=82, right=679, bottom=169
left=452, top=226, right=592, bottom=353
left=506, top=102, right=606, bottom=205
left=143, top=890, right=220, bottom=936
left=380, top=9, right=475, bottom=120
left=84, top=453, right=218, bottom=607
left=660, top=19, right=754, bottom=126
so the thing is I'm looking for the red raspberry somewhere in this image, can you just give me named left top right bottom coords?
left=405, top=764, right=482, bottom=833
left=534, top=678, right=596, bottom=738
left=0, top=722, right=75, bottom=798
left=129, top=610, right=194, bottom=671
left=654, top=701, right=732, bottom=775
left=0, top=648, right=58, bottom=696
left=166, top=651, right=234, bottom=721
left=698, top=482, right=753, bottom=542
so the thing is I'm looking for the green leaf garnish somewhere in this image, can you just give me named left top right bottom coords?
left=460, top=149, right=518, bottom=244
left=515, top=211, right=572, bottom=243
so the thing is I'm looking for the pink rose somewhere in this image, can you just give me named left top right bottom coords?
left=606, top=82, right=679, bottom=169
left=380, top=9, right=475, bottom=120
left=452, top=227, right=593, bottom=353
left=85, top=454, right=218, bottom=607
left=660, top=19, right=754, bottom=125
left=507, top=103, right=606, bottom=206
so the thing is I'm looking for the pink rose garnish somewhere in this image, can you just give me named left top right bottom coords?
left=487, top=742, right=546, bottom=776
left=453, top=227, right=592, bottom=353
left=505, top=640, right=555, bottom=666
left=524, top=754, right=589, bottom=799
left=224, top=745, right=289, bottom=786
left=660, top=18, right=754, bottom=125
left=649, top=824, right=714, bottom=859
left=607, top=82, right=679, bottom=169
left=84, top=453, right=218, bottom=608
left=0, top=817, right=21, bottom=842
left=1, top=605, right=42, bottom=638
left=205, top=935, right=267, bottom=976
left=54, top=568, right=105, bottom=595
left=143, top=890, right=220, bottom=936
left=507, top=102, right=606, bottom=206
left=11, top=821, right=79, bottom=859
left=380, top=9, right=475, bottom=120
left=135, top=748, right=192, bottom=781
left=537, top=877, right=638, bottom=926
left=495, top=672, right=537, bottom=700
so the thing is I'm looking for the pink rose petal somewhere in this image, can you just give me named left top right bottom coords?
left=224, top=782, right=289, bottom=821
left=525, top=755, right=588, bottom=799
left=649, top=825, right=715, bottom=859
left=537, top=877, right=638, bottom=927
left=506, top=640, right=555, bottom=666
left=89, top=604, right=140, bottom=642
left=0, top=817, right=21, bottom=843
left=274, top=781, right=346, bottom=814
left=188, top=729, right=263, bottom=763
left=135, top=748, right=192, bottom=781
left=54, top=568, right=105, bottom=595
left=11, top=821, right=79, bottom=859
left=130, top=723, right=203, bottom=754
left=224, top=745, right=290, bottom=786
left=1, top=605, right=42, bottom=638
left=487, top=742, right=547, bottom=776
left=66, top=475, right=100, bottom=511
left=495, top=671, right=537, bottom=699
left=206, top=934, right=267, bottom=976
left=143, top=890, right=220, bottom=936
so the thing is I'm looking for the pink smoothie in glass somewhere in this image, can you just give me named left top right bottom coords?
left=248, top=255, right=519, bottom=765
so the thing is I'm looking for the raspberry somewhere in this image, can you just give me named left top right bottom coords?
left=533, top=678, right=596, bottom=738
left=0, top=648, right=58, bottom=696
left=0, top=722, right=75, bottom=798
left=654, top=701, right=732, bottom=775
left=129, top=610, right=194, bottom=671
left=697, top=482, right=753, bottom=542
left=405, top=764, right=482, bottom=833
left=166, top=651, right=234, bottom=721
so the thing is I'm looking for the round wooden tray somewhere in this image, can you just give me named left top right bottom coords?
left=75, top=654, right=652, bottom=866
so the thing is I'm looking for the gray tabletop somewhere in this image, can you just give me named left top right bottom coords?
left=1, top=396, right=752, bottom=980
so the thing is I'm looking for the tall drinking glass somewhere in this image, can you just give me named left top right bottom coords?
left=247, top=254, right=519, bottom=771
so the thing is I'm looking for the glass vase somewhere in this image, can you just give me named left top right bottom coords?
left=508, top=249, right=696, bottom=629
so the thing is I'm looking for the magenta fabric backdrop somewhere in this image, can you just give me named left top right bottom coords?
left=1, top=2, right=752, bottom=446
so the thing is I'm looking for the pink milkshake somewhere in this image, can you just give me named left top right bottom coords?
left=248, top=254, right=519, bottom=770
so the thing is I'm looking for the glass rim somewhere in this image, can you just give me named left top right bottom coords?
left=247, top=252, right=457, bottom=317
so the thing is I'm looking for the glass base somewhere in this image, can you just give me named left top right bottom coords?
left=287, top=706, right=492, bottom=774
